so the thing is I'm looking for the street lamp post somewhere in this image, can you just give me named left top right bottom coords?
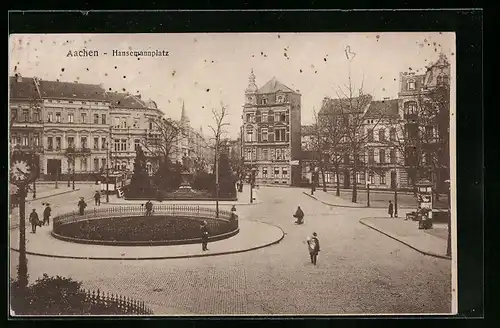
left=72, top=159, right=75, bottom=190
left=367, top=181, right=371, bottom=207
left=67, top=158, right=71, bottom=188
left=250, top=167, right=256, bottom=203
left=394, top=183, right=398, bottom=218
left=106, top=142, right=110, bottom=203
left=17, top=185, right=28, bottom=289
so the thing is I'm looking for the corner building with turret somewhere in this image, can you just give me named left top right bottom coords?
left=241, top=70, right=302, bottom=186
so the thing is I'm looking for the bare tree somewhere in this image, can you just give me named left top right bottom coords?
left=327, top=46, right=387, bottom=203
left=140, top=117, right=184, bottom=165
left=208, top=102, right=230, bottom=217
left=318, top=104, right=347, bottom=196
left=310, top=110, right=332, bottom=192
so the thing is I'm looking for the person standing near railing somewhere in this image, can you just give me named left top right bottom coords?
left=200, top=221, right=209, bottom=251
left=78, top=197, right=87, bottom=216
left=144, top=200, right=153, bottom=216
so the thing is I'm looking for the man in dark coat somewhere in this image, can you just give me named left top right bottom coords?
left=307, top=232, right=321, bottom=265
left=42, top=203, right=52, bottom=226
left=94, top=191, right=101, bottom=206
left=78, top=197, right=87, bottom=215
left=200, top=221, right=209, bottom=251
left=388, top=200, right=394, bottom=218
left=293, top=206, right=305, bottom=224
left=29, top=209, right=40, bottom=233
left=145, top=200, right=153, bottom=216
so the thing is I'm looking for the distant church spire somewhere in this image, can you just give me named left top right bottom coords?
left=181, top=101, right=190, bottom=124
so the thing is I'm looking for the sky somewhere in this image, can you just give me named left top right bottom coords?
left=9, top=32, right=455, bottom=138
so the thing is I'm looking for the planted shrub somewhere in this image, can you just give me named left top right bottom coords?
left=10, top=274, right=89, bottom=315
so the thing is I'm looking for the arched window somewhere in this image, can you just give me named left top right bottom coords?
left=146, top=162, right=152, bottom=175
left=121, top=161, right=127, bottom=170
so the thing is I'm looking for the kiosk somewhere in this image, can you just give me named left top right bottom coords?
left=416, top=179, right=433, bottom=229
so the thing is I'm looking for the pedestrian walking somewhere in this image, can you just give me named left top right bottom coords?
left=94, top=191, right=101, bottom=206
left=230, top=205, right=237, bottom=221
left=388, top=200, right=394, bottom=218
left=306, top=232, right=321, bottom=265
left=144, top=200, right=153, bottom=216
left=42, top=203, right=52, bottom=226
left=78, top=197, right=87, bottom=216
left=200, top=221, right=209, bottom=251
left=29, top=209, right=41, bottom=233
left=293, top=206, right=305, bottom=225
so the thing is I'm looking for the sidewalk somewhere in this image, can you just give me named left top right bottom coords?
left=359, top=217, right=451, bottom=260
left=303, top=190, right=416, bottom=209
left=105, top=184, right=261, bottom=206
left=9, top=218, right=284, bottom=260
left=9, top=184, right=98, bottom=230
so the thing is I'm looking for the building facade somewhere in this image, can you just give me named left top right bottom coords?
left=9, top=76, right=166, bottom=180
left=397, top=53, right=451, bottom=192
left=241, top=70, right=302, bottom=186
left=10, top=75, right=44, bottom=175
left=299, top=53, right=451, bottom=191
left=107, top=92, right=164, bottom=175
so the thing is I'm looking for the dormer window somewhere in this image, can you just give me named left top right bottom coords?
left=407, top=80, right=416, bottom=91
left=277, top=95, right=283, bottom=103
left=262, top=98, right=268, bottom=105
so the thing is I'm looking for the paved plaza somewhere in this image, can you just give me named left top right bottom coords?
left=9, top=186, right=452, bottom=315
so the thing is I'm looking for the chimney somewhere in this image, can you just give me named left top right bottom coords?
left=15, top=73, right=22, bottom=83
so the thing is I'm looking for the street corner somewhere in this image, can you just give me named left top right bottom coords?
left=359, top=217, right=451, bottom=260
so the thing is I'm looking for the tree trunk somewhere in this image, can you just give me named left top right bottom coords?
left=320, top=163, right=327, bottom=192
left=351, top=151, right=357, bottom=203
left=335, top=167, right=340, bottom=196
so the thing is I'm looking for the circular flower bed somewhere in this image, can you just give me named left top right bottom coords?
left=52, top=216, right=239, bottom=246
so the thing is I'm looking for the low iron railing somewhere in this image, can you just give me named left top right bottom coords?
left=82, top=288, right=154, bottom=315
left=53, top=205, right=237, bottom=233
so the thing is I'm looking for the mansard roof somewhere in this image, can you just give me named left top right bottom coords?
left=318, top=94, right=373, bottom=115
left=9, top=76, right=42, bottom=100
left=257, top=77, right=297, bottom=94
left=364, top=99, right=400, bottom=119
left=106, top=92, right=147, bottom=109
left=38, top=79, right=109, bottom=101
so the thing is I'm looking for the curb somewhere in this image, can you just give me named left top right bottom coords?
left=359, top=218, right=451, bottom=260
left=26, top=188, right=81, bottom=202
left=103, top=200, right=263, bottom=206
left=10, top=222, right=285, bottom=261
left=303, top=192, right=414, bottom=209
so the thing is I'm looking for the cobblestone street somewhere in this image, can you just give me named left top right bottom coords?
left=9, top=186, right=452, bottom=315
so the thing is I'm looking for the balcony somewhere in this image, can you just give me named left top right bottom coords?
left=11, top=144, right=44, bottom=153
left=65, top=147, right=92, bottom=157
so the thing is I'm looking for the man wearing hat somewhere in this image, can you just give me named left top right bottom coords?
left=307, top=232, right=321, bottom=265
left=77, top=197, right=87, bottom=216
left=200, top=221, right=209, bottom=251
left=42, top=203, right=52, bottom=226
left=29, top=209, right=41, bottom=233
